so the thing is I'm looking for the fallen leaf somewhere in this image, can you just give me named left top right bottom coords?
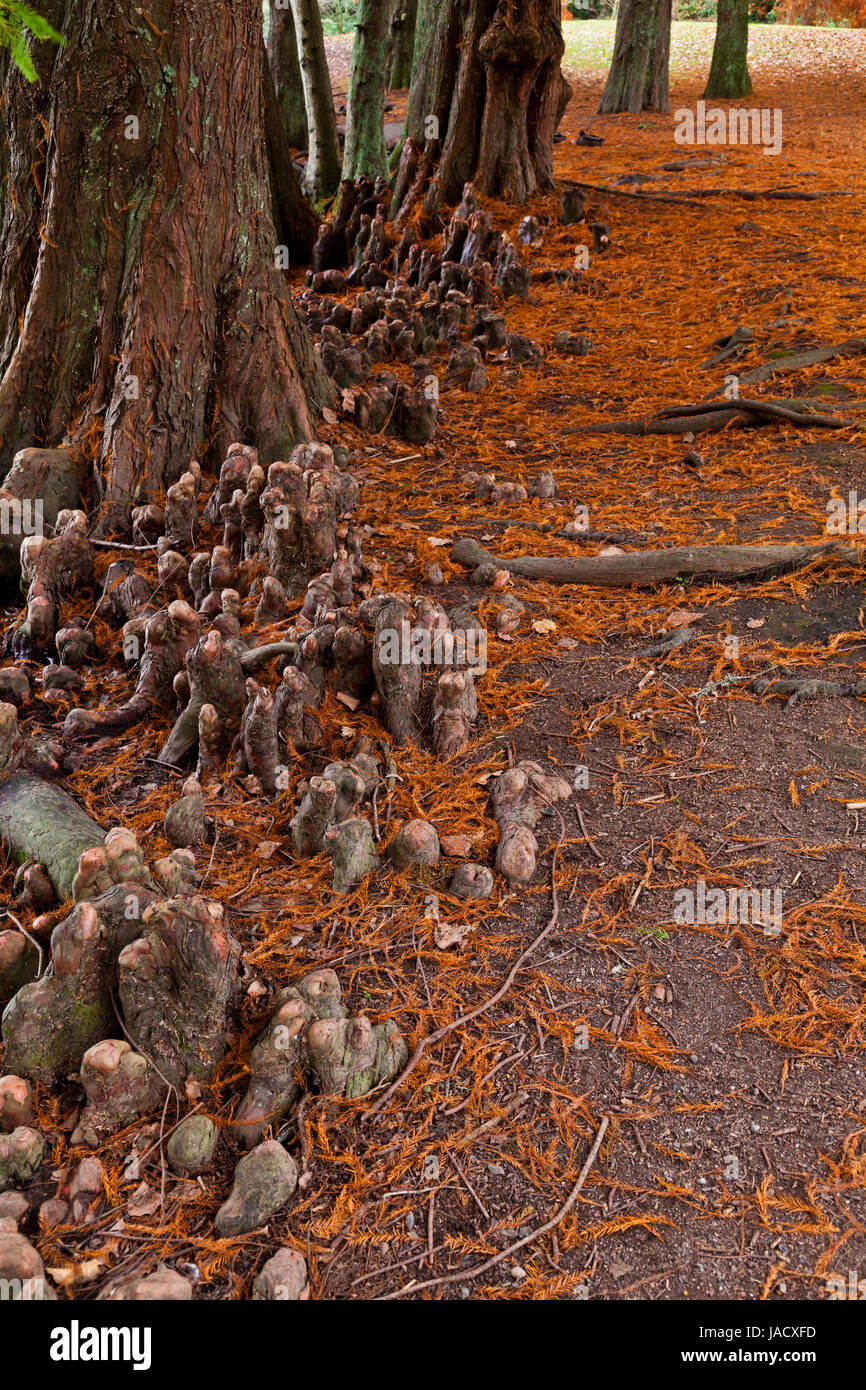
left=532, top=618, right=557, bottom=635
left=666, top=608, right=700, bottom=630
left=184, top=1078, right=202, bottom=1102
left=126, top=1183, right=162, bottom=1218
left=434, top=920, right=474, bottom=949
left=336, top=691, right=361, bottom=711
left=599, top=544, right=624, bottom=556
left=746, top=617, right=766, bottom=629
left=427, top=537, right=450, bottom=548
left=440, top=834, right=472, bottom=857
left=321, top=406, right=338, bottom=425
left=340, top=725, right=355, bottom=738
left=255, top=840, right=280, bottom=860
left=47, top=1258, right=105, bottom=1287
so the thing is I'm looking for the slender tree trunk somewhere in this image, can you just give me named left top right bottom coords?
left=704, top=0, right=752, bottom=99
left=0, top=0, right=333, bottom=532
left=268, top=0, right=308, bottom=147
left=343, top=0, right=395, bottom=183
left=389, top=0, right=418, bottom=88
left=290, top=0, right=342, bottom=202
left=394, top=0, right=568, bottom=212
left=261, top=36, right=319, bottom=265
left=597, top=0, right=672, bottom=114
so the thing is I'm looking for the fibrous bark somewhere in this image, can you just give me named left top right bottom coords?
left=393, top=0, right=569, bottom=213
left=290, top=0, right=342, bottom=202
left=389, top=0, right=418, bottom=88
left=343, top=0, right=395, bottom=183
left=268, top=0, right=308, bottom=148
left=704, top=0, right=752, bottom=100
left=0, top=1, right=332, bottom=532
left=597, top=0, right=672, bottom=114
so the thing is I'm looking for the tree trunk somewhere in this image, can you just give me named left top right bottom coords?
left=0, top=772, right=105, bottom=900
left=0, top=1, right=333, bottom=535
left=268, top=0, right=308, bottom=147
left=704, top=0, right=752, bottom=100
left=395, top=0, right=568, bottom=213
left=290, top=0, right=342, bottom=203
left=597, top=0, right=672, bottom=115
left=389, top=0, right=418, bottom=88
left=261, top=35, right=320, bottom=263
left=343, top=0, right=394, bottom=183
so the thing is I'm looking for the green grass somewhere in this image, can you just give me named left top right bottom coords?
left=562, top=17, right=862, bottom=79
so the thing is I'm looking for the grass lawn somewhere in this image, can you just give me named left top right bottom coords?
left=562, top=17, right=865, bottom=82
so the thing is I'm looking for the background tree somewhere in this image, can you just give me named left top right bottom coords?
left=342, top=0, right=395, bottom=182
left=290, top=0, right=342, bottom=201
left=388, top=0, right=418, bottom=88
left=392, top=0, right=570, bottom=213
left=597, top=0, right=672, bottom=114
left=704, top=0, right=752, bottom=99
left=268, top=0, right=308, bottom=148
left=0, top=0, right=331, bottom=532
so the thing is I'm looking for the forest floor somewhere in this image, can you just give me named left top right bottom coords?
left=4, top=24, right=866, bottom=1302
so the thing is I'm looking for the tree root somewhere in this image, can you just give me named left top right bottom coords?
left=452, top=536, right=854, bottom=588
left=118, top=896, right=240, bottom=1090
left=231, top=968, right=344, bottom=1148
left=71, top=1040, right=160, bottom=1148
left=750, top=675, right=866, bottom=709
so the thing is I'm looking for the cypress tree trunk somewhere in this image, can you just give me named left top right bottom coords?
left=389, top=0, right=418, bottom=88
left=0, top=0, right=333, bottom=533
left=597, top=0, right=672, bottom=115
left=290, top=0, right=342, bottom=202
left=394, top=0, right=569, bottom=213
left=268, top=0, right=308, bottom=148
left=704, top=0, right=752, bottom=100
left=343, top=0, right=395, bottom=183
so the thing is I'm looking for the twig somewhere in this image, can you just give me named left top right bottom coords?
left=378, top=1116, right=610, bottom=1299
left=366, top=821, right=566, bottom=1115
left=2, top=908, right=44, bottom=977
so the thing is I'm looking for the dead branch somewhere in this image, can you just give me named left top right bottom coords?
left=451, top=537, right=856, bottom=588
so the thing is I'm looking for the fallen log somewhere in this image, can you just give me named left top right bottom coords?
left=0, top=772, right=105, bottom=900
left=733, top=337, right=866, bottom=387
left=451, top=537, right=857, bottom=588
left=564, top=397, right=845, bottom=437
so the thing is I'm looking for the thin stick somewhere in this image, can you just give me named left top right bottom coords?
left=378, top=1116, right=610, bottom=1300
left=367, top=823, right=565, bottom=1115
left=2, top=909, right=44, bottom=977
